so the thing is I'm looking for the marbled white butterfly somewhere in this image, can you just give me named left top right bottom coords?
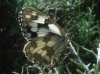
left=18, top=7, right=67, bottom=65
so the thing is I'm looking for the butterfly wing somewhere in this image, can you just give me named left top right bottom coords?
left=18, top=7, right=65, bottom=41
left=18, top=7, right=66, bottom=65
left=23, top=35, right=65, bottom=65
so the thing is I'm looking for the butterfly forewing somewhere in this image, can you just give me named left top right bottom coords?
left=18, top=7, right=65, bottom=41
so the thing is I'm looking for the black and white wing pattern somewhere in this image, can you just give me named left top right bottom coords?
left=18, top=7, right=66, bottom=65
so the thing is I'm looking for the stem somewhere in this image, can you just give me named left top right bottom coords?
left=68, top=39, right=89, bottom=71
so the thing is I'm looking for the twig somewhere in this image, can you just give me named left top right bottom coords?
left=68, top=39, right=89, bottom=71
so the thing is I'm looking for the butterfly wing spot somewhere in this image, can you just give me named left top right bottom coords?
left=32, top=12, right=37, bottom=16
left=30, top=47, right=34, bottom=51
left=28, top=22, right=38, bottom=27
left=29, top=38, right=46, bottom=54
left=37, top=49, right=43, bottom=54
left=25, top=15, right=31, bottom=18
left=37, top=33, right=49, bottom=37
left=48, top=24, right=62, bottom=36
left=19, top=23, right=22, bottom=26
left=26, top=47, right=34, bottom=54
left=38, top=28, right=50, bottom=32
left=41, top=50, right=47, bottom=57
left=51, top=36, right=60, bottom=41
left=22, top=9, right=38, bottom=21
left=46, top=36, right=60, bottom=47
left=37, top=42, right=45, bottom=47
left=31, top=28, right=38, bottom=32
left=19, top=11, right=22, bottom=14
left=31, top=44, right=45, bottom=54
left=37, top=28, right=50, bottom=37
left=47, top=41, right=57, bottom=47
left=32, top=16, right=46, bottom=24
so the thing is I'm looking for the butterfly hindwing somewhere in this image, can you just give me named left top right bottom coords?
left=23, top=35, right=65, bottom=65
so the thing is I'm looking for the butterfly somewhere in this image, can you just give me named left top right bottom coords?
left=18, top=7, right=67, bottom=65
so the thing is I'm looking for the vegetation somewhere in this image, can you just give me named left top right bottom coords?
left=0, top=0, right=100, bottom=74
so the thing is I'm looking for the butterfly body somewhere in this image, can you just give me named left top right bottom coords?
left=18, top=7, right=66, bottom=65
